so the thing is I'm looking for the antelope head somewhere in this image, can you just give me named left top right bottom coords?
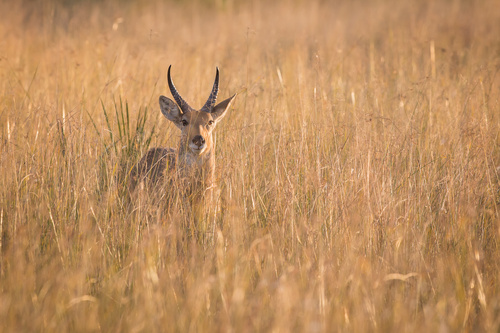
left=159, top=65, right=236, bottom=157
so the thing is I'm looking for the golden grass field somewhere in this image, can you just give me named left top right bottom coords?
left=1, top=0, right=499, bottom=331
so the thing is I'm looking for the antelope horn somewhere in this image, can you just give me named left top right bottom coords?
left=168, top=65, right=192, bottom=113
left=201, top=67, right=219, bottom=113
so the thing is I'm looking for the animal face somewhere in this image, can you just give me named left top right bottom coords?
left=180, top=110, right=215, bottom=155
left=159, top=95, right=235, bottom=155
left=159, top=66, right=236, bottom=156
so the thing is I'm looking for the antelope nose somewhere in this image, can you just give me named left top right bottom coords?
left=192, top=135, right=205, bottom=147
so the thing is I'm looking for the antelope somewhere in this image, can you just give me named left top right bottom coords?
left=130, top=65, right=236, bottom=206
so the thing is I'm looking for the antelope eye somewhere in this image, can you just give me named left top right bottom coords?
left=208, top=120, right=214, bottom=126
left=182, top=119, right=189, bottom=126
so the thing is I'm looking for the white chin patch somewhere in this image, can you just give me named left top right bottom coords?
left=189, top=143, right=206, bottom=154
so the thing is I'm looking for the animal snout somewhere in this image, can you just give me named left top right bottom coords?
left=192, top=135, right=205, bottom=147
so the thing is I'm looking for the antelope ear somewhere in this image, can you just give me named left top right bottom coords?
left=159, top=95, right=183, bottom=128
left=211, top=93, right=237, bottom=123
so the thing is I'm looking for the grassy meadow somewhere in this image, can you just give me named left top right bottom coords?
left=1, top=0, right=500, bottom=331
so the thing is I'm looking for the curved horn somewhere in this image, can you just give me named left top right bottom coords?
left=201, top=67, right=219, bottom=113
left=168, top=65, right=192, bottom=113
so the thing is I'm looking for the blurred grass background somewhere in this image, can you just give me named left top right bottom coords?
left=0, top=0, right=499, bottom=331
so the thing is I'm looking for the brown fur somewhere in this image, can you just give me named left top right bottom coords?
left=129, top=147, right=176, bottom=191
left=129, top=73, right=236, bottom=204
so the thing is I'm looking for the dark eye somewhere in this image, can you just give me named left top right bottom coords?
left=208, top=120, right=214, bottom=126
left=182, top=119, right=188, bottom=126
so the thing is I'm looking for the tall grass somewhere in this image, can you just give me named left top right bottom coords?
left=0, top=0, right=499, bottom=331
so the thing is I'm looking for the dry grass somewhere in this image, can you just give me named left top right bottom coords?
left=1, top=0, right=499, bottom=331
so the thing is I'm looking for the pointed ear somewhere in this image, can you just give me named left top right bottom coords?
left=211, top=93, right=237, bottom=123
left=159, top=95, right=183, bottom=128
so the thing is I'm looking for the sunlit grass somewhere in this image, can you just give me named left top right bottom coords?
left=0, top=0, right=499, bottom=331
